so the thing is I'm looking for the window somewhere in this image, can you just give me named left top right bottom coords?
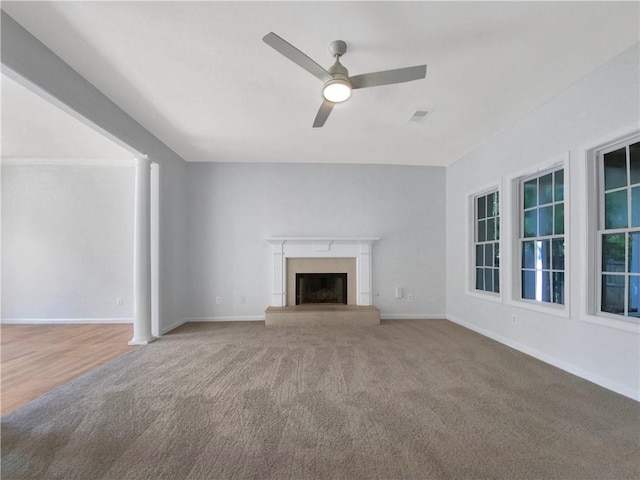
left=474, top=189, right=500, bottom=293
left=519, top=167, right=565, bottom=305
left=598, top=138, right=640, bottom=319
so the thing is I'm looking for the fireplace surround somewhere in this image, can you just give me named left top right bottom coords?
left=266, top=237, right=379, bottom=307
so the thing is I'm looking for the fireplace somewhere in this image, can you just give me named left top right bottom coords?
left=267, top=237, right=379, bottom=307
left=296, top=273, right=347, bottom=305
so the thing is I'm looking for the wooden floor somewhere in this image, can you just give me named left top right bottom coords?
left=1, top=324, right=136, bottom=416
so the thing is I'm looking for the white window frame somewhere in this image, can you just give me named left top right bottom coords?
left=508, top=154, right=570, bottom=317
left=594, top=134, right=640, bottom=323
left=468, top=185, right=502, bottom=301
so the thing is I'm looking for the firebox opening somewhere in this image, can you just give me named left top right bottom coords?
left=295, top=273, right=347, bottom=305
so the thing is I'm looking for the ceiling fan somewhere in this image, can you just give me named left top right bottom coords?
left=263, top=32, right=427, bottom=128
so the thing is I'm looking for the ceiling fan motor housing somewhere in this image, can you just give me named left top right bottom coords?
left=328, top=40, right=347, bottom=58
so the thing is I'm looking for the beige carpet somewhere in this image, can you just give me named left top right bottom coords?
left=2, top=320, right=639, bottom=479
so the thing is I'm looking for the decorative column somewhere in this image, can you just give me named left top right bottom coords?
left=129, top=155, right=155, bottom=345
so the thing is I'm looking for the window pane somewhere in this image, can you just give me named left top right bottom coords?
left=477, top=220, right=486, bottom=242
left=476, top=244, right=484, bottom=267
left=602, top=274, right=625, bottom=315
left=486, top=192, right=495, bottom=217
left=476, top=268, right=484, bottom=290
left=494, top=192, right=500, bottom=216
left=604, top=147, right=628, bottom=190
left=522, top=241, right=536, bottom=269
left=602, top=233, right=626, bottom=272
left=493, top=269, right=500, bottom=293
left=486, top=217, right=495, bottom=241
left=484, top=269, right=493, bottom=292
left=632, top=186, right=640, bottom=227
left=524, top=179, right=537, bottom=208
left=554, top=203, right=564, bottom=235
left=484, top=243, right=493, bottom=267
left=553, top=272, right=565, bottom=305
left=524, top=209, right=537, bottom=237
left=539, top=206, right=553, bottom=236
left=630, top=142, right=640, bottom=185
left=629, top=232, right=640, bottom=274
left=477, top=196, right=486, bottom=220
left=605, top=190, right=628, bottom=229
left=541, top=271, right=551, bottom=303
left=494, top=243, right=500, bottom=268
left=522, top=271, right=536, bottom=299
left=629, top=275, right=639, bottom=317
left=540, top=240, right=551, bottom=270
left=539, top=173, right=553, bottom=205
left=552, top=239, right=565, bottom=270
left=554, top=170, right=564, bottom=201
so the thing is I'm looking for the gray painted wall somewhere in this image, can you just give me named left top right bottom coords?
left=446, top=44, right=640, bottom=399
left=186, top=163, right=446, bottom=319
left=1, top=11, right=188, bottom=332
left=2, top=164, right=134, bottom=320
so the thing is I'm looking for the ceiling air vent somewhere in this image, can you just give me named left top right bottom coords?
left=408, top=109, right=430, bottom=123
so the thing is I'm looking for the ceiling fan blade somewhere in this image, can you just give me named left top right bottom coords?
left=263, top=32, right=332, bottom=83
left=312, top=100, right=334, bottom=128
left=351, top=65, right=427, bottom=89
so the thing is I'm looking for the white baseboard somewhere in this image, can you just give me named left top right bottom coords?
left=182, top=315, right=266, bottom=323
left=1, top=317, right=133, bottom=324
left=380, top=313, right=446, bottom=320
left=446, top=314, right=639, bottom=402
left=159, top=318, right=187, bottom=335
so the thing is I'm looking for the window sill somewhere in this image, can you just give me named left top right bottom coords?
left=465, top=290, right=503, bottom=304
left=507, top=298, right=570, bottom=318
left=581, top=313, right=640, bottom=333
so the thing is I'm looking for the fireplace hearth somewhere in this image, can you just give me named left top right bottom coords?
left=296, top=273, right=347, bottom=305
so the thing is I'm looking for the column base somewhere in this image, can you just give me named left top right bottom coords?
left=128, top=336, right=156, bottom=345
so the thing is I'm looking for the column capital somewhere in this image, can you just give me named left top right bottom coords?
left=134, top=154, right=151, bottom=167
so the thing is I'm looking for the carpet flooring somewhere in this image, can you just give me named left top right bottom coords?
left=2, top=320, right=639, bottom=479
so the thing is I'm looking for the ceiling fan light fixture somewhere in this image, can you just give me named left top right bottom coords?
left=322, top=77, right=351, bottom=103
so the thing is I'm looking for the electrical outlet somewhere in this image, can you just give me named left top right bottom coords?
left=407, top=294, right=413, bottom=302
left=511, top=314, right=517, bottom=325
left=241, top=296, right=246, bottom=304
left=216, top=296, right=222, bottom=305
left=116, top=297, right=123, bottom=306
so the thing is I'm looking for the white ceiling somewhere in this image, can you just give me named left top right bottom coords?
left=2, top=1, right=638, bottom=166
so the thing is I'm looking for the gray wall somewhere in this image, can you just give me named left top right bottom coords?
left=446, top=44, right=640, bottom=399
left=2, top=164, right=134, bottom=320
left=2, top=11, right=188, bottom=333
left=186, top=163, right=446, bottom=319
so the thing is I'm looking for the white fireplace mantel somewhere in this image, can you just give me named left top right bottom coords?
left=267, top=237, right=379, bottom=307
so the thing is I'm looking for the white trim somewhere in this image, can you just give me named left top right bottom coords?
left=590, top=132, right=640, bottom=323
left=182, top=315, right=266, bottom=323
left=465, top=290, right=503, bottom=304
left=446, top=314, right=639, bottom=402
left=507, top=298, right=570, bottom=318
left=466, top=184, right=503, bottom=300
left=266, top=237, right=379, bottom=307
left=1, top=157, right=133, bottom=167
left=380, top=313, right=445, bottom=320
left=508, top=152, right=570, bottom=315
left=580, top=313, right=640, bottom=333
left=579, top=125, right=640, bottom=324
left=1, top=318, right=133, bottom=324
